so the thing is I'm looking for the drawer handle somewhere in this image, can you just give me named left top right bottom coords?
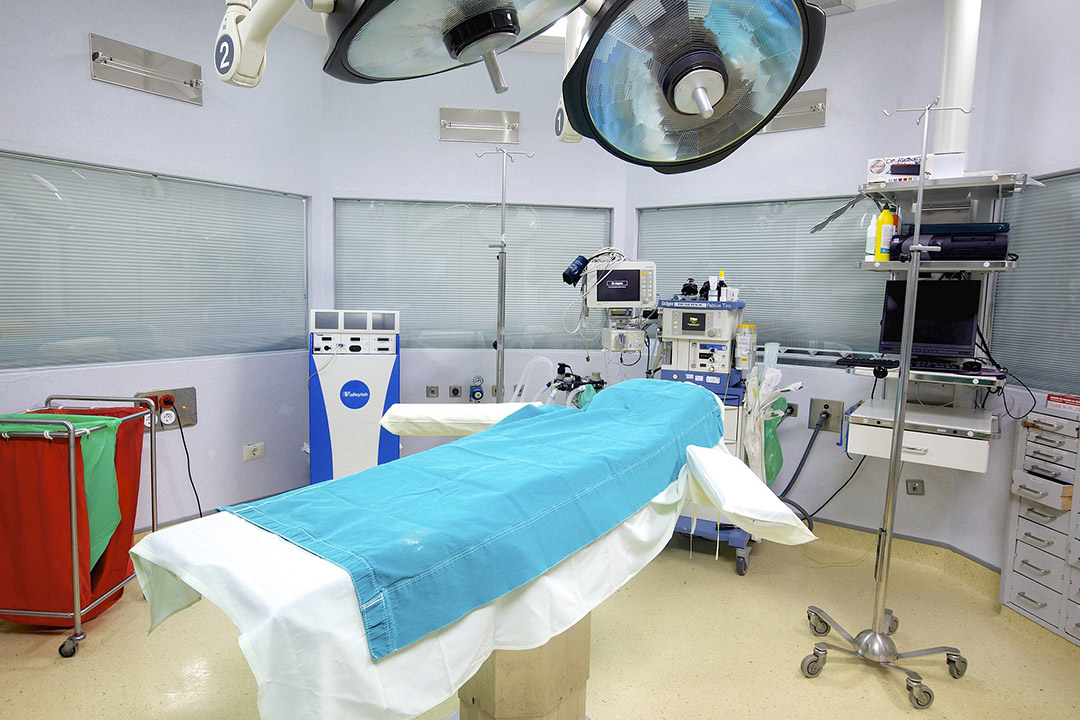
left=1022, top=532, right=1053, bottom=547
left=1024, top=507, right=1056, bottom=521
left=1031, top=449, right=1064, bottom=462
left=1017, top=485, right=1049, bottom=498
left=1020, top=559, right=1052, bottom=576
left=1032, top=419, right=1065, bottom=430
left=902, top=445, right=930, bottom=455
left=1028, top=464, right=1062, bottom=478
left=1016, top=591, right=1048, bottom=609
left=1034, top=434, right=1066, bottom=447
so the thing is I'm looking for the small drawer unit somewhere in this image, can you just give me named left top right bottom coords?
left=999, top=397, right=1080, bottom=646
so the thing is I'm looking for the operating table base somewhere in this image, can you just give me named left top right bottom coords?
left=800, top=605, right=967, bottom=710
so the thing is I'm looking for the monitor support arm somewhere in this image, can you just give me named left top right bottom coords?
left=215, top=0, right=334, bottom=87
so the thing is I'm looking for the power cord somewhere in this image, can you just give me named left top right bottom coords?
left=161, top=396, right=203, bottom=519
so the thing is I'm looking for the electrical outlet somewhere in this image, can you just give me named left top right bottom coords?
left=244, top=442, right=266, bottom=461
left=136, top=386, right=197, bottom=433
left=449, top=386, right=462, bottom=399
left=808, top=398, right=845, bottom=434
left=426, top=385, right=439, bottom=398
left=906, top=479, right=925, bottom=496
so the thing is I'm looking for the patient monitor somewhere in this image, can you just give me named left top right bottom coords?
left=583, top=260, right=656, bottom=352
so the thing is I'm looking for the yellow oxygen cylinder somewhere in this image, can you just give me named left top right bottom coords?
left=874, top=208, right=895, bottom=261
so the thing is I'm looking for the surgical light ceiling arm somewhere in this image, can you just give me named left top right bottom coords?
left=215, top=0, right=335, bottom=88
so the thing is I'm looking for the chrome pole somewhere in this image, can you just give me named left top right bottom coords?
left=64, top=420, right=82, bottom=639
left=475, top=147, right=534, bottom=403
left=872, top=99, right=936, bottom=637
left=497, top=148, right=508, bottom=404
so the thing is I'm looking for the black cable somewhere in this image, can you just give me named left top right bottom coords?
left=163, top=397, right=203, bottom=518
left=779, top=409, right=829, bottom=498
left=1002, top=372, right=1038, bottom=419
left=808, top=456, right=866, bottom=517
left=620, top=350, right=642, bottom=366
left=780, top=497, right=814, bottom=531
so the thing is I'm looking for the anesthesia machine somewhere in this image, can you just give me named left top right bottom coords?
left=308, top=309, right=401, bottom=484
left=657, top=277, right=759, bottom=573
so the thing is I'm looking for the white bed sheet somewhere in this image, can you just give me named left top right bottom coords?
left=130, top=477, right=687, bottom=720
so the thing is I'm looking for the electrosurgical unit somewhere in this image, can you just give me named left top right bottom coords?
left=308, top=309, right=400, bottom=484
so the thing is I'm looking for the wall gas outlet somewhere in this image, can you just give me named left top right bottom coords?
left=426, top=385, right=439, bottom=398
left=808, top=398, right=844, bottom=434
left=449, top=386, right=462, bottom=399
left=244, top=442, right=266, bottom=461
left=136, top=386, right=197, bottom=433
left=906, top=479, right=925, bottom=496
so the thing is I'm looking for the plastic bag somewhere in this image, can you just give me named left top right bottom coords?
left=743, top=343, right=802, bottom=485
left=763, top=397, right=787, bottom=486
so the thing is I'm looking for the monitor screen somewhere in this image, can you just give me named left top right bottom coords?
left=595, top=269, right=641, bottom=304
left=878, top=280, right=980, bottom=357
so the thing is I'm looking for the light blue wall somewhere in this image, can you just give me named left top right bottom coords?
left=0, top=0, right=1074, bottom=567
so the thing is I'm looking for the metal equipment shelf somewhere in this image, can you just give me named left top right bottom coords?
left=845, top=365, right=1006, bottom=389
left=856, top=259, right=1017, bottom=273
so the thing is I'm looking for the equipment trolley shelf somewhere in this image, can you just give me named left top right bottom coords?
left=0, top=396, right=158, bottom=657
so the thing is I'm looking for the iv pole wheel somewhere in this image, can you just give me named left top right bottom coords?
left=807, top=610, right=830, bottom=636
left=888, top=613, right=899, bottom=635
left=800, top=651, right=825, bottom=678
left=946, top=653, right=968, bottom=679
left=907, top=681, right=934, bottom=709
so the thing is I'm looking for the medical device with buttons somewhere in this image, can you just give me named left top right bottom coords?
left=308, top=309, right=401, bottom=484
left=582, top=260, right=656, bottom=352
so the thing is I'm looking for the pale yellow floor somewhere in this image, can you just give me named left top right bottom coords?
left=2, top=524, right=1078, bottom=719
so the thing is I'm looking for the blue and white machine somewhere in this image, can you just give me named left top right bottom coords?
left=308, top=309, right=400, bottom=484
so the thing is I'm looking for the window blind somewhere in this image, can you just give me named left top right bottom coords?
left=994, top=172, right=1080, bottom=395
left=638, top=198, right=884, bottom=352
left=334, top=200, right=611, bottom=349
left=0, top=152, right=308, bottom=370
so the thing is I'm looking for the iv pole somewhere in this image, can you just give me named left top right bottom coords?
left=476, top=147, right=534, bottom=403
left=800, top=98, right=974, bottom=710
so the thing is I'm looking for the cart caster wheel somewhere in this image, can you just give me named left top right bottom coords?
left=888, top=614, right=899, bottom=635
left=908, top=683, right=934, bottom=709
left=735, top=556, right=748, bottom=576
left=807, top=611, right=830, bottom=637
left=947, top=654, right=967, bottom=679
left=58, top=640, right=78, bottom=658
left=800, top=653, right=825, bottom=678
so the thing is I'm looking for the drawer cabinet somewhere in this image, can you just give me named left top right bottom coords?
left=1000, top=401, right=1080, bottom=647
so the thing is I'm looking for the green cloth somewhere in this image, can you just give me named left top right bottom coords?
left=0, top=414, right=122, bottom=567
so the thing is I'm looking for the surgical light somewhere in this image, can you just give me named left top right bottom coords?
left=323, top=0, right=587, bottom=93
left=561, top=0, right=826, bottom=173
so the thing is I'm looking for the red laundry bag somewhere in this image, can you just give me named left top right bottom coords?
left=0, top=434, right=94, bottom=625
left=29, top=407, right=145, bottom=621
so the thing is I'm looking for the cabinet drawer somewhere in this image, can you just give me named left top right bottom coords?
left=1022, top=457, right=1074, bottom=482
left=1066, top=601, right=1080, bottom=641
left=848, top=424, right=988, bottom=472
left=1011, top=471, right=1073, bottom=511
left=1018, top=499, right=1072, bottom=534
left=1025, top=441, right=1077, bottom=470
left=1026, top=428, right=1079, bottom=455
left=1028, top=412, right=1080, bottom=439
left=1013, top=541, right=1066, bottom=593
left=1017, top=517, right=1068, bottom=560
left=1069, top=566, right=1080, bottom=604
left=1070, top=543, right=1080, bottom=569
left=1007, top=573, right=1062, bottom=627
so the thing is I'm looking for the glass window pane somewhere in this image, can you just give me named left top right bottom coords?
left=334, top=200, right=611, bottom=349
left=995, top=173, right=1080, bottom=395
left=0, top=153, right=308, bottom=370
left=638, top=198, right=883, bottom=353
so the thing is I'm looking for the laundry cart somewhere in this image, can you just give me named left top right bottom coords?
left=0, top=396, right=157, bottom=657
